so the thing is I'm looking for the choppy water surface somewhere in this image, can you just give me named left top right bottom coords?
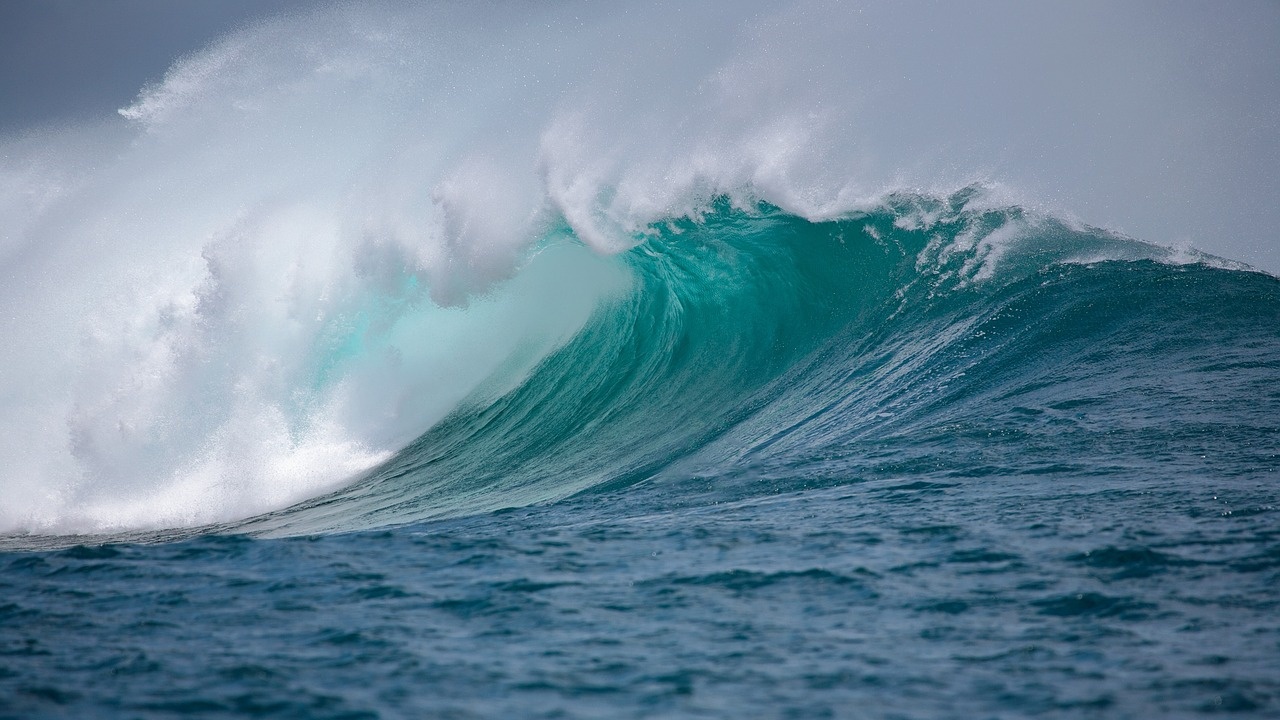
left=3, top=469, right=1277, bottom=718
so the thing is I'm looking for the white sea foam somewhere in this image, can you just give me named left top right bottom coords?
left=0, top=0, right=1271, bottom=533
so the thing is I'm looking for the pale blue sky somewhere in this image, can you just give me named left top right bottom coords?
left=0, top=0, right=316, bottom=131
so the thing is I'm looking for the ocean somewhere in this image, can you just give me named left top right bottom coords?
left=1, top=2, right=1278, bottom=718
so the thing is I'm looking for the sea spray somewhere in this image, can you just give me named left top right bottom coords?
left=0, top=0, right=1272, bottom=536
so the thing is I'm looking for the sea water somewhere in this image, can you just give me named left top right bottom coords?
left=1, top=2, right=1277, bottom=717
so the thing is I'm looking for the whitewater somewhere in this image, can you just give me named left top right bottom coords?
left=2, top=1, right=1278, bottom=717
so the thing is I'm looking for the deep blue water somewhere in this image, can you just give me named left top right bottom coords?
left=3, top=195, right=1279, bottom=717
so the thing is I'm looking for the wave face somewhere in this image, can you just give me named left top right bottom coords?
left=243, top=193, right=1280, bottom=536
left=0, top=1, right=1277, bottom=538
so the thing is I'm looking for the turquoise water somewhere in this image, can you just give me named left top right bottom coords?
left=3, top=193, right=1278, bottom=717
